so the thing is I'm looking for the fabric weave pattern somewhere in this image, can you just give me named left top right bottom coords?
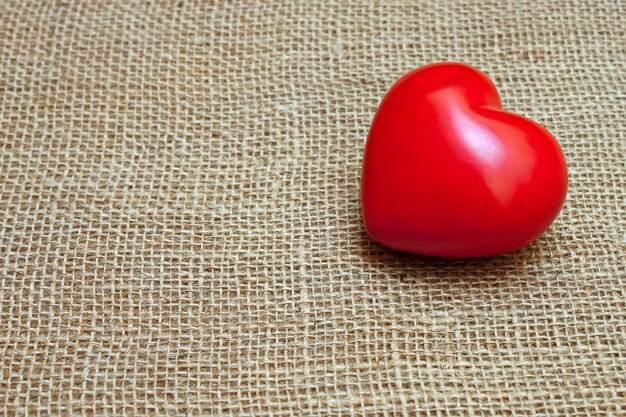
left=0, top=1, right=624, bottom=415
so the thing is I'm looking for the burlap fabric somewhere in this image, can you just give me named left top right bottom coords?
left=1, top=0, right=624, bottom=415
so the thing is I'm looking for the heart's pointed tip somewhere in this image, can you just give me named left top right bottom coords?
left=363, top=232, right=536, bottom=259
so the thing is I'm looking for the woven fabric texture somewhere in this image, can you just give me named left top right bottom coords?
left=1, top=0, right=625, bottom=415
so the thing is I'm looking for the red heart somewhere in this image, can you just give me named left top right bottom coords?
left=361, top=63, right=568, bottom=258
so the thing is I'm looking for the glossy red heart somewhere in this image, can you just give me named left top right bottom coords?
left=361, top=63, right=568, bottom=258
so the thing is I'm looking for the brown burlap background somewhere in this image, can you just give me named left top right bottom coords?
left=1, top=0, right=625, bottom=415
